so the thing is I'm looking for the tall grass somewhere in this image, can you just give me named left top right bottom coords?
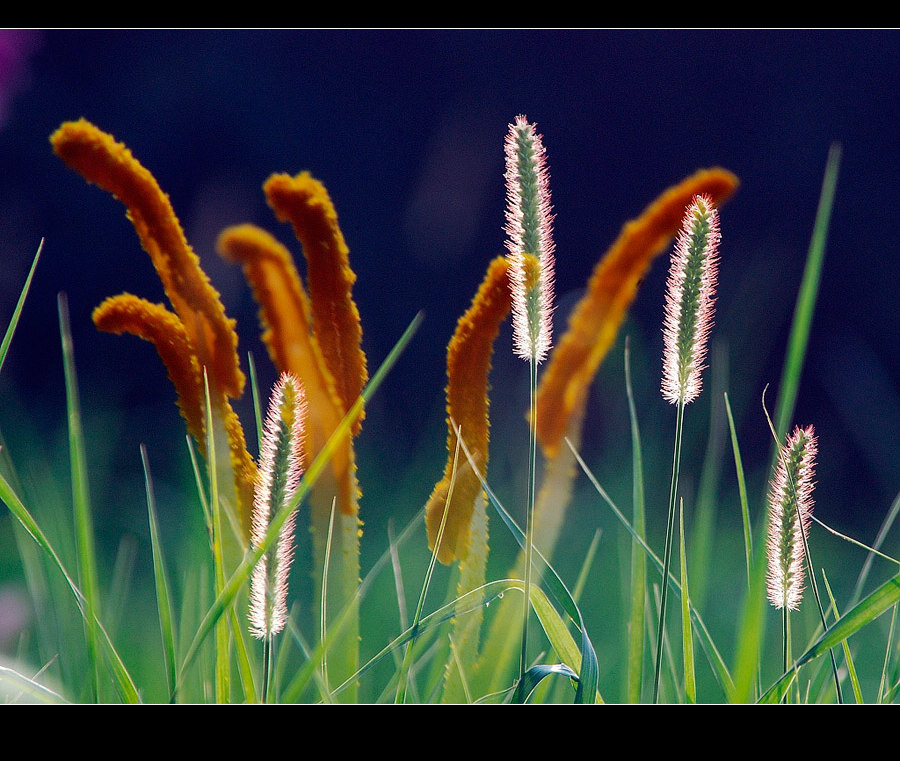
left=1, top=135, right=898, bottom=704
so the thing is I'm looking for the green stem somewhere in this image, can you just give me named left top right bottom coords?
left=782, top=607, right=790, bottom=702
left=653, top=399, right=685, bottom=703
left=517, top=357, right=539, bottom=701
left=262, top=636, right=272, bottom=704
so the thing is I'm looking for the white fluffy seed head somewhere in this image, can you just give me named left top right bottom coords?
left=766, top=425, right=817, bottom=611
left=661, top=194, right=720, bottom=405
left=504, top=115, right=555, bottom=363
left=249, top=372, right=306, bottom=639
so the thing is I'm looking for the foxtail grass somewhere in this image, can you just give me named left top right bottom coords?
left=5, top=125, right=900, bottom=705
left=654, top=195, right=721, bottom=702
left=504, top=115, right=556, bottom=701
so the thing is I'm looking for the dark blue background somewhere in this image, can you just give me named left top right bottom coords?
left=0, top=30, right=897, bottom=550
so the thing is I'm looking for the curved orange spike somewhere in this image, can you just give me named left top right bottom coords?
left=93, top=294, right=205, bottom=444
left=217, top=223, right=357, bottom=515
left=263, top=172, right=368, bottom=431
left=535, top=167, right=739, bottom=458
left=93, top=293, right=257, bottom=531
left=425, top=256, right=514, bottom=564
left=51, top=119, right=244, bottom=399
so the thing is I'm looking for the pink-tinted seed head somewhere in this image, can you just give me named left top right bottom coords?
left=249, top=372, right=306, bottom=639
left=661, top=194, right=720, bottom=404
left=504, top=115, right=555, bottom=363
left=766, top=425, right=817, bottom=611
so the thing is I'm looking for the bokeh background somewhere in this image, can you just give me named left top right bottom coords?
left=0, top=30, right=898, bottom=696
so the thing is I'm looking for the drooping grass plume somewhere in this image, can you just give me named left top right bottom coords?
left=51, top=120, right=256, bottom=535
left=653, top=194, right=722, bottom=703
left=263, top=171, right=369, bottom=434
left=535, top=168, right=738, bottom=459
left=424, top=255, right=513, bottom=564
left=477, top=170, right=738, bottom=697
left=94, top=296, right=204, bottom=450
left=766, top=425, right=817, bottom=613
left=217, top=224, right=356, bottom=514
left=219, top=171, right=368, bottom=703
left=504, top=115, right=555, bottom=701
left=421, top=255, right=514, bottom=700
left=661, top=195, right=721, bottom=405
left=50, top=119, right=244, bottom=399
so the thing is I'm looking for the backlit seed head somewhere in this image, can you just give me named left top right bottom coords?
left=766, top=425, right=817, bottom=611
left=661, top=195, right=720, bottom=404
left=504, top=115, right=555, bottom=363
left=249, top=372, right=306, bottom=639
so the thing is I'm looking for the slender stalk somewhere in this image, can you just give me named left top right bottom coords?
left=399, top=433, right=462, bottom=703
left=58, top=293, right=101, bottom=702
left=653, top=398, right=685, bottom=703
left=320, top=498, right=337, bottom=703
left=517, top=357, right=539, bottom=701
left=262, top=636, right=273, bottom=704
left=782, top=607, right=791, bottom=702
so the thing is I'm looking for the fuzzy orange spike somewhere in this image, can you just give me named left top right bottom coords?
left=535, top=168, right=739, bottom=458
left=93, top=293, right=258, bottom=528
left=263, top=172, right=368, bottom=431
left=51, top=119, right=244, bottom=399
left=217, top=223, right=357, bottom=515
left=93, top=294, right=205, bottom=443
left=425, top=256, right=514, bottom=564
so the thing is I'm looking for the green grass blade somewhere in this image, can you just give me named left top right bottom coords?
left=319, top=499, right=337, bottom=704
left=186, top=435, right=212, bottom=537
left=0, top=471, right=140, bottom=702
left=567, top=439, right=734, bottom=697
left=0, top=663, right=67, bottom=704
left=458, top=433, right=600, bottom=704
left=517, top=663, right=579, bottom=703
left=687, top=343, right=728, bottom=609
left=878, top=603, right=897, bottom=703
left=624, top=338, right=646, bottom=703
left=58, top=292, right=101, bottom=701
left=729, top=428, right=770, bottom=701
left=141, top=445, right=178, bottom=701
left=0, top=239, right=42, bottom=377
left=247, top=351, right=264, bottom=453
left=403, top=435, right=460, bottom=703
left=724, top=393, right=752, bottom=587
left=851, top=489, right=900, bottom=608
left=529, top=584, right=602, bottom=703
left=773, top=142, right=841, bottom=445
left=282, top=506, right=429, bottom=703
left=178, top=312, right=423, bottom=686
left=228, top=606, right=257, bottom=703
left=680, top=498, right=696, bottom=703
left=573, top=529, right=601, bottom=606
left=760, top=571, right=900, bottom=703
left=330, top=579, right=517, bottom=701
left=821, top=569, right=862, bottom=704
left=202, top=371, right=230, bottom=704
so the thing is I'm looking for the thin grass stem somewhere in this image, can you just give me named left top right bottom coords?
left=398, top=433, right=462, bottom=703
left=517, top=357, right=539, bottom=702
left=653, top=398, right=685, bottom=702
left=141, top=446, right=178, bottom=702
left=878, top=603, right=897, bottom=703
left=320, top=497, right=336, bottom=700
left=58, top=293, right=102, bottom=702
left=624, top=338, right=647, bottom=703
left=822, top=569, right=862, bottom=704
left=262, top=636, right=272, bottom=704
